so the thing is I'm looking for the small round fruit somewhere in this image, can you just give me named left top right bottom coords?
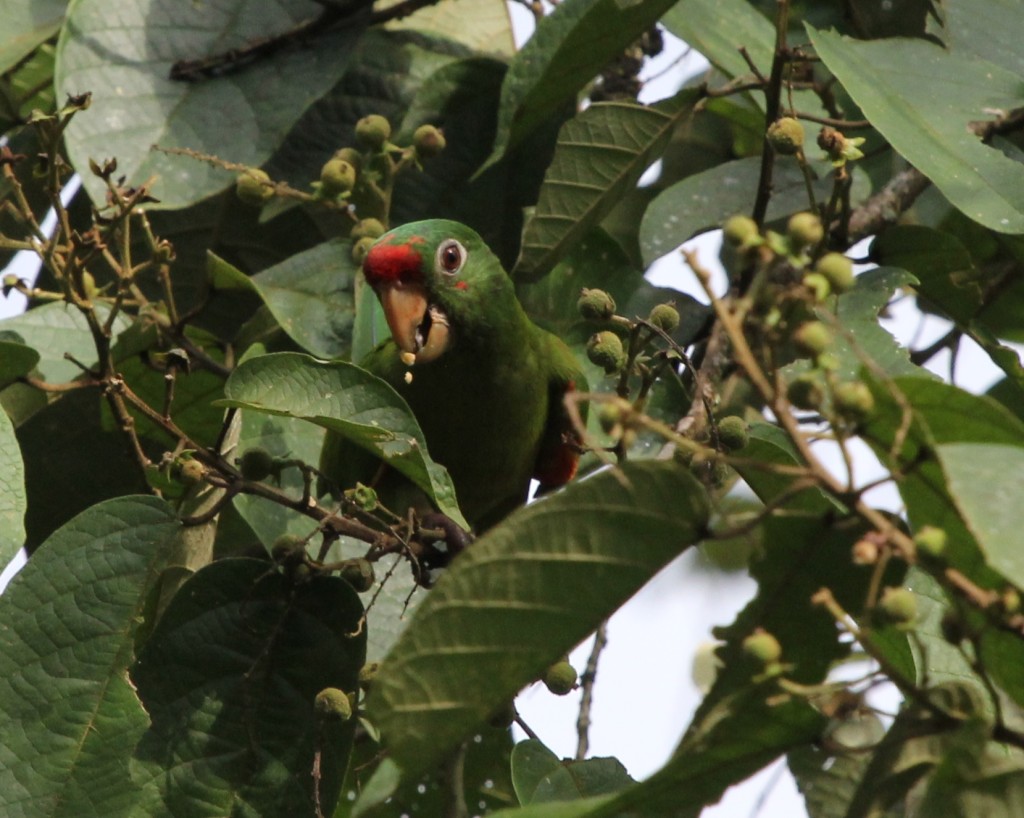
left=787, top=374, right=824, bottom=411
left=543, top=661, right=578, bottom=695
left=178, top=458, right=206, bottom=485
left=351, top=218, right=386, bottom=241
left=238, top=448, right=275, bottom=481
left=648, top=303, right=680, bottom=333
left=355, top=114, right=391, bottom=150
left=577, top=288, right=616, bottom=321
left=723, top=215, right=759, bottom=247
left=742, top=629, right=782, bottom=665
left=235, top=168, right=273, bottom=206
left=787, top=212, right=823, bottom=247
left=792, top=321, right=833, bottom=357
left=334, top=147, right=362, bottom=169
left=352, top=236, right=376, bottom=265
left=815, top=252, right=855, bottom=293
left=341, top=558, right=375, bottom=593
left=833, top=381, right=875, bottom=424
left=358, top=661, right=381, bottom=689
left=716, top=416, right=749, bottom=452
left=271, top=534, right=305, bottom=564
left=314, top=687, right=353, bottom=721
left=803, top=272, right=832, bottom=302
left=319, top=158, right=357, bottom=197
left=914, top=525, right=948, bottom=561
left=878, top=587, right=917, bottom=628
left=767, top=117, right=805, bottom=155
left=597, top=401, right=623, bottom=435
left=586, top=331, right=626, bottom=374
left=413, top=124, right=446, bottom=158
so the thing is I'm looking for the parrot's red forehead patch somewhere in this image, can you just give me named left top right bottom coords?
left=364, top=240, right=424, bottom=286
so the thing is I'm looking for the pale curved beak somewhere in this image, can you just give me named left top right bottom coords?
left=377, top=283, right=451, bottom=364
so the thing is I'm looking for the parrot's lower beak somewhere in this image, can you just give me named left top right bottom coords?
left=377, top=283, right=451, bottom=364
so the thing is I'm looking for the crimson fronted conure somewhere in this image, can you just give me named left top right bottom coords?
left=320, top=219, right=587, bottom=532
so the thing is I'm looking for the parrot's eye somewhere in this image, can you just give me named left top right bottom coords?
left=437, top=239, right=465, bottom=276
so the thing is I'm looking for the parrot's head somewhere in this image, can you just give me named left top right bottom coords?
left=362, top=219, right=510, bottom=364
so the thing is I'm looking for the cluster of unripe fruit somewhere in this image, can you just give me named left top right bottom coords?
left=234, top=113, right=446, bottom=221
left=766, top=115, right=865, bottom=169
left=576, top=287, right=680, bottom=376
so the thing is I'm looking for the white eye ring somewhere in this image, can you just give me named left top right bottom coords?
left=436, top=239, right=466, bottom=276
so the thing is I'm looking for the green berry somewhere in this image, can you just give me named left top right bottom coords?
left=787, top=212, right=823, bottom=247
left=271, top=534, right=305, bottom=564
left=723, top=215, right=759, bottom=247
left=352, top=236, right=376, bottom=265
left=877, top=587, right=917, bottom=628
left=742, top=629, right=782, bottom=665
left=178, top=458, right=206, bottom=485
left=314, top=687, right=353, bottom=721
left=597, top=402, right=623, bottom=435
left=792, top=321, right=833, bottom=357
left=815, top=253, right=855, bottom=293
left=833, top=381, right=875, bottom=424
left=351, top=218, right=386, bottom=241
left=543, top=661, right=578, bottom=695
left=648, top=303, right=680, bottom=334
left=355, top=114, right=391, bottom=150
left=412, top=124, right=446, bottom=158
left=235, top=168, right=273, bottom=206
left=1002, top=587, right=1021, bottom=615
left=341, top=558, right=375, bottom=593
left=716, top=416, right=749, bottom=452
left=2, top=273, right=20, bottom=294
left=577, top=288, right=616, bottom=321
left=319, top=158, right=357, bottom=197
left=334, top=147, right=362, bottom=169
left=787, top=374, right=824, bottom=411
left=586, top=331, right=626, bottom=374
left=914, top=525, right=948, bottom=560
left=767, top=117, right=805, bottom=155
left=803, top=272, right=832, bottom=302
left=238, top=447, right=275, bottom=481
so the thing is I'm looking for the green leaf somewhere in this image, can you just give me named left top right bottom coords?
left=17, top=388, right=149, bottom=549
left=385, top=0, right=515, bottom=56
left=0, top=302, right=129, bottom=383
left=662, top=0, right=774, bottom=80
left=0, top=405, right=26, bottom=568
left=809, top=27, right=1024, bottom=235
left=55, top=0, right=368, bottom=209
left=639, top=156, right=839, bottom=267
left=936, top=442, right=1024, bottom=589
left=0, top=496, right=179, bottom=817
left=828, top=266, right=924, bottom=380
left=514, top=91, right=700, bottom=281
left=943, top=0, right=1024, bottom=77
left=132, top=558, right=366, bottom=818
left=512, top=740, right=563, bottom=805
left=0, top=338, right=40, bottom=386
left=368, top=461, right=708, bottom=778
left=481, top=0, right=677, bottom=171
left=532, top=757, right=634, bottom=803
left=0, top=0, right=65, bottom=74
left=220, top=352, right=466, bottom=528
left=209, top=239, right=356, bottom=360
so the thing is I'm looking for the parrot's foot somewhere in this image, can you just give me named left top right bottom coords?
left=412, top=512, right=474, bottom=586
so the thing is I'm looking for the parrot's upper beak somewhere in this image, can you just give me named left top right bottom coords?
left=377, top=282, right=450, bottom=364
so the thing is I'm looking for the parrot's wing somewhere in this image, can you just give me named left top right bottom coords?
left=532, top=335, right=588, bottom=491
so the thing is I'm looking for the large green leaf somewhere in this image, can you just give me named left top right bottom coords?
left=132, top=558, right=365, bottom=818
left=0, top=496, right=179, bottom=817
left=0, top=338, right=39, bottom=388
left=662, top=0, right=774, bottom=80
left=0, top=405, right=27, bottom=567
left=208, top=240, right=356, bottom=360
left=0, top=0, right=66, bottom=74
left=809, top=27, right=1024, bottom=235
left=514, top=91, right=700, bottom=281
left=936, top=442, right=1024, bottom=590
left=385, top=0, right=515, bottom=56
left=220, top=352, right=466, bottom=527
left=55, top=0, right=368, bottom=208
left=368, top=461, right=708, bottom=777
left=0, top=302, right=129, bottom=383
left=481, top=0, right=677, bottom=171
left=943, top=0, right=1024, bottom=77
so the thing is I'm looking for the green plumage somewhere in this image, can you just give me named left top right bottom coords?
left=320, top=220, right=586, bottom=531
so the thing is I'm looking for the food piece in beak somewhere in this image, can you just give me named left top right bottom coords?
left=377, top=283, right=451, bottom=364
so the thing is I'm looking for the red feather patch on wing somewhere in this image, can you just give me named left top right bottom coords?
left=364, top=238, right=425, bottom=287
left=534, top=379, right=582, bottom=489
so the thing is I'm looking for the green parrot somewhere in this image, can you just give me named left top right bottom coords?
left=320, top=219, right=587, bottom=533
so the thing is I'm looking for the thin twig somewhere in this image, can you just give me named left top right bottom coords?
left=576, top=622, right=609, bottom=760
